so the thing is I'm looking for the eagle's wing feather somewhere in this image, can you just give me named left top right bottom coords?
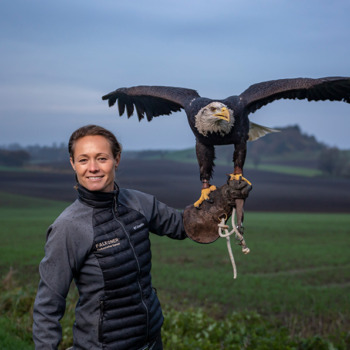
left=102, top=86, right=200, bottom=121
left=238, top=77, right=350, bottom=115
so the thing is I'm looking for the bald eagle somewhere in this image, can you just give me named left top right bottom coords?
left=102, top=77, right=350, bottom=207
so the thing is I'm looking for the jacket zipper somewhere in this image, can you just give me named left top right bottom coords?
left=112, top=201, right=150, bottom=342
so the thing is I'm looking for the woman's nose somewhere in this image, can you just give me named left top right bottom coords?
left=88, top=160, right=99, bottom=172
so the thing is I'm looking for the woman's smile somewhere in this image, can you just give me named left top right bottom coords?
left=70, top=135, right=120, bottom=192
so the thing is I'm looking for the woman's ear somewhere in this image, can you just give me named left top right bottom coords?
left=115, top=154, right=121, bottom=169
left=70, top=157, right=76, bottom=171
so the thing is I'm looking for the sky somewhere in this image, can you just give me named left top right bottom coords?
left=0, top=0, right=349, bottom=151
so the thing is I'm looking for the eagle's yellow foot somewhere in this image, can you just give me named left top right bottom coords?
left=229, top=173, right=252, bottom=185
left=193, top=185, right=217, bottom=208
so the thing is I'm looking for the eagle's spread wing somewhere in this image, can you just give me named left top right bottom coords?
left=102, top=86, right=200, bottom=121
left=238, top=77, right=350, bottom=115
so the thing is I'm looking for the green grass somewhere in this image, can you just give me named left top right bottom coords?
left=0, top=165, right=45, bottom=173
left=1, top=192, right=349, bottom=348
left=151, top=211, right=350, bottom=322
left=0, top=192, right=69, bottom=276
left=244, top=163, right=323, bottom=176
left=0, top=165, right=29, bottom=172
left=127, top=147, right=327, bottom=177
left=0, top=317, right=34, bottom=350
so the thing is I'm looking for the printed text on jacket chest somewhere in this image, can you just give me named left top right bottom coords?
left=95, top=238, right=120, bottom=251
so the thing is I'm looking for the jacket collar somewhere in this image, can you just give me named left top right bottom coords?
left=77, top=183, right=119, bottom=208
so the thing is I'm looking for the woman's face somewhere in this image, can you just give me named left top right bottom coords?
left=70, top=135, right=120, bottom=192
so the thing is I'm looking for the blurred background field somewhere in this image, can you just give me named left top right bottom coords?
left=0, top=187, right=349, bottom=349
left=1, top=126, right=350, bottom=349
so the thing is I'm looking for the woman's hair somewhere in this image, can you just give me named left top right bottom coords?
left=68, top=125, right=122, bottom=161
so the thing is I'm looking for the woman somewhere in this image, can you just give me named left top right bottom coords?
left=33, top=125, right=187, bottom=350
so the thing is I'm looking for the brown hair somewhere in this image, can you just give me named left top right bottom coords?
left=68, top=125, right=122, bottom=161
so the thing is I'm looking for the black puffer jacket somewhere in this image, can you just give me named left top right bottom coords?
left=33, top=184, right=187, bottom=350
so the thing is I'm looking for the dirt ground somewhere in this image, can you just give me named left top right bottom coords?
left=1, top=159, right=350, bottom=212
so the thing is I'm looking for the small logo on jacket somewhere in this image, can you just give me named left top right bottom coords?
left=133, top=223, right=145, bottom=231
left=95, top=238, right=120, bottom=251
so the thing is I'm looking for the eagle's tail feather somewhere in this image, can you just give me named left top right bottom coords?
left=248, top=122, right=280, bottom=141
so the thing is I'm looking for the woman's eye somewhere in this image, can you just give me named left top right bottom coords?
left=78, top=159, right=87, bottom=163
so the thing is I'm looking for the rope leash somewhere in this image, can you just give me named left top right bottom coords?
left=218, top=207, right=250, bottom=279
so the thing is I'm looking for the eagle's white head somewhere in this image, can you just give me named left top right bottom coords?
left=194, top=102, right=234, bottom=137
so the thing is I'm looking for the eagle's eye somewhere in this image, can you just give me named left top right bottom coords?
left=210, top=106, right=216, bottom=112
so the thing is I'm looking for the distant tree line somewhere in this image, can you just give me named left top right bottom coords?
left=0, top=142, right=67, bottom=166
left=1, top=126, right=350, bottom=178
left=0, top=149, right=30, bottom=167
left=318, top=147, right=350, bottom=177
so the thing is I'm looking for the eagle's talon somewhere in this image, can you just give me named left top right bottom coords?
left=193, top=185, right=217, bottom=208
left=229, top=173, right=252, bottom=186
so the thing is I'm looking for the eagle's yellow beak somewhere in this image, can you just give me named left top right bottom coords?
left=214, top=107, right=230, bottom=122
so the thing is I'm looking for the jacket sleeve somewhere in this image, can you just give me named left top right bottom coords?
left=119, top=188, right=188, bottom=240
left=148, top=195, right=188, bottom=240
left=33, top=224, right=75, bottom=349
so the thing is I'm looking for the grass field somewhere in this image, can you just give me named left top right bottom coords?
left=0, top=191, right=350, bottom=349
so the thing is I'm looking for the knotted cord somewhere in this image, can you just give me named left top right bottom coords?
left=218, top=207, right=250, bottom=279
